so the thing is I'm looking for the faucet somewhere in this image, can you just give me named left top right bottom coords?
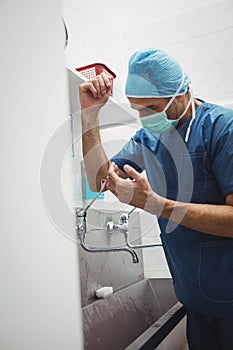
left=107, top=211, right=162, bottom=249
left=75, top=180, right=139, bottom=264
left=76, top=208, right=139, bottom=263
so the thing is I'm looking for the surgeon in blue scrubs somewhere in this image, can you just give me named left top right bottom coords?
left=79, top=49, right=233, bottom=350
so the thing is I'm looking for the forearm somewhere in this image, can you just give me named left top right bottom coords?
left=81, top=109, right=110, bottom=191
left=149, top=194, right=233, bottom=238
left=106, top=162, right=233, bottom=238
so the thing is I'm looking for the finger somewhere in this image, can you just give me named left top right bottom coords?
left=96, top=75, right=107, bottom=96
left=108, top=164, right=120, bottom=182
left=100, top=72, right=113, bottom=96
left=100, top=72, right=113, bottom=88
left=113, top=163, right=120, bottom=176
left=80, top=82, right=98, bottom=98
left=123, top=164, right=142, bottom=181
left=91, top=78, right=102, bottom=98
left=113, top=163, right=119, bottom=172
left=108, top=161, right=117, bottom=174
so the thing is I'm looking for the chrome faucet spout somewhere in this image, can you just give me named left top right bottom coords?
left=79, top=240, right=139, bottom=264
left=124, top=230, right=162, bottom=249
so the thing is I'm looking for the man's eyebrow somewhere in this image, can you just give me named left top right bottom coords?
left=130, top=103, right=159, bottom=111
left=139, top=104, right=158, bottom=110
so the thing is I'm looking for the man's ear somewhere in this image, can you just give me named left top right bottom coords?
left=176, top=90, right=189, bottom=103
left=176, top=94, right=185, bottom=102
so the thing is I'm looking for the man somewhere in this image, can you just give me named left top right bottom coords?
left=79, top=49, right=233, bottom=349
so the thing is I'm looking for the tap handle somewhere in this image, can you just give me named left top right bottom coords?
left=107, top=221, right=115, bottom=234
left=119, top=213, right=129, bottom=224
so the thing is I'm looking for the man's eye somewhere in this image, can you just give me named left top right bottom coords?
left=141, top=107, right=152, bottom=112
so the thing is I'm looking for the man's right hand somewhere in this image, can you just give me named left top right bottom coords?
left=79, top=72, right=113, bottom=111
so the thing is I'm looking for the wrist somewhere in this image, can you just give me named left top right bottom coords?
left=81, top=104, right=101, bottom=117
left=81, top=107, right=100, bottom=131
left=144, top=188, right=188, bottom=224
left=144, top=191, right=167, bottom=216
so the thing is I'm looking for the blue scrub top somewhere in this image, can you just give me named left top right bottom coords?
left=111, top=101, right=233, bottom=317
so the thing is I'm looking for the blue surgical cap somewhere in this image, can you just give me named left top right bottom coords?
left=125, top=49, right=191, bottom=98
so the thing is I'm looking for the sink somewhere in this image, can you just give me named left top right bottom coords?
left=82, top=278, right=186, bottom=349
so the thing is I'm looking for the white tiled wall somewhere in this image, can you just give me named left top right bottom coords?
left=139, top=211, right=171, bottom=278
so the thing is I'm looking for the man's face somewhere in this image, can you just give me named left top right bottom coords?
left=128, top=97, right=169, bottom=117
left=127, top=96, right=182, bottom=121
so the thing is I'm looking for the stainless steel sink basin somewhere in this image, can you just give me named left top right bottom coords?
left=82, top=278, right=186, bottom=349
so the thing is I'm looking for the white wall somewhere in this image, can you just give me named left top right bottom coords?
left=0, top=1, right=83, bottom=349
left=63, top=0, right=233, bottom=278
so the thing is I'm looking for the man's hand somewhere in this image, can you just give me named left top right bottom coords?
left=106, top=162, right=164, bottom=214
left=79, top=72, right=113, bottom=111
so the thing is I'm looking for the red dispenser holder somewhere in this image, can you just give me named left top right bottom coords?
left=76, top=63, right=116, bottom=80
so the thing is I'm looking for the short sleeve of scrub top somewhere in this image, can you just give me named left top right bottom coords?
left=111, top=130, right=145, bottom=174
